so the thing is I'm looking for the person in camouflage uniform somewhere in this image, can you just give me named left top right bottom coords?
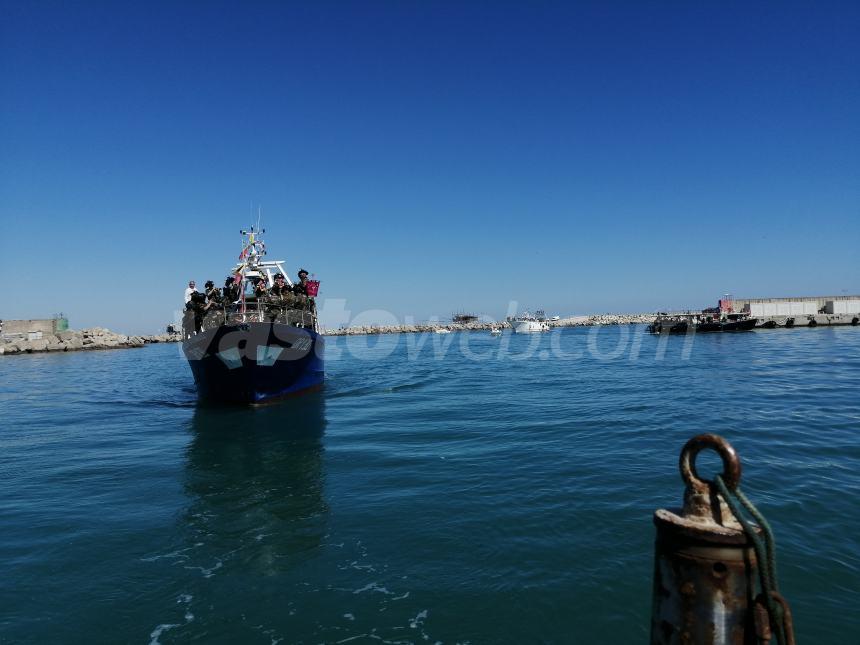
left=266, top=273, right=294, bottom=323
left=253, top=276, right=268, bottom=300
left=204, top=280, right=221, bottom=306
left=201, top=280, right=224, bottom=330
left=293, top=269, right=309, bottom=294
left=292, top=268, right=316, bottom=317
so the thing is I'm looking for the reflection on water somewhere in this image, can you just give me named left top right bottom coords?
left=182, top=394, right=328, bottom=574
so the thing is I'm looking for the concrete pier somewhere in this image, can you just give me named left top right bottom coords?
left=754, top=313, right=859, bottom=328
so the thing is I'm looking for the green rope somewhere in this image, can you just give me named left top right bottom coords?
left=714, top=474, right=786, bottom=645
left=735, top=485, right=780, bottom=590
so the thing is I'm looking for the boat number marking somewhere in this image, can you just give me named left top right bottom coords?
left=291, top=338, right=312, bottom=351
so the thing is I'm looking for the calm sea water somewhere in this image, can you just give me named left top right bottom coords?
left=1, top=326, right=858, bottom=643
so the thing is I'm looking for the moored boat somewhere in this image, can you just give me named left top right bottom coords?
left=648, top=294, right=759, bottom=334
left=182, top=227, right=324, bottom=404
left=508, top=309, right=550, bottom=333
left=647, top=312, right=757, bottom=334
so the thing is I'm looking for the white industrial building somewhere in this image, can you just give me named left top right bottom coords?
left=733, top=296, right=860, bottom=318
left=824, top=299, right=860, bottom=315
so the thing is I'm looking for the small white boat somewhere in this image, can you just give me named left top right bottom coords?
left=508, top=310, right=550, bottom=334
left=434, top=328, right=451, bottom=334
left=490, top=327, right=502, bottom=335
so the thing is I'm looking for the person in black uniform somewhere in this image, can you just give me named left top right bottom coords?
left=222, top=276, right=239, bottom=318
left=182, top=301, right=196, bottom=339
left=223, top=276, right=239, bottom=303
left=189, top=290, right=207, bottom=333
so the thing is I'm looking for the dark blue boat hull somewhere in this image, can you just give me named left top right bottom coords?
left=183, top=322, right=324, bottom=404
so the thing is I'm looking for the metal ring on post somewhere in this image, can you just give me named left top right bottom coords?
left=679, top=433, right=742, bottom=492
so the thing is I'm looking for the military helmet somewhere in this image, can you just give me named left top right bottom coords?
left=205, top=280, right=214, bottom=288
left=274, top=273, right=285, bottom=280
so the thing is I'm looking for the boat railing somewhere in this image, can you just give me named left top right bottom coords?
left=652, top=310, right=753, bottom=322
left=196, top=301, right=317, bottom=332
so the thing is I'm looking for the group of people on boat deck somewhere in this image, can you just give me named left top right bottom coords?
left=251, top=269, right=314, bottom=300
left=181, top=269, right=315, bottom=337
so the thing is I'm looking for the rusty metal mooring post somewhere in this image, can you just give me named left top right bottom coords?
left=650, top=434, right=757, bottom=645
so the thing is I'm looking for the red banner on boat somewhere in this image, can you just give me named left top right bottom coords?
left=306, top=280, right=320, bottom=297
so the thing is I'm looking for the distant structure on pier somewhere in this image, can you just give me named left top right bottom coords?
left=452, top=312, right=478, bottom=324
left=0, top=315, right=69, bottom=341
left=730, top=294, right=860, bottom=317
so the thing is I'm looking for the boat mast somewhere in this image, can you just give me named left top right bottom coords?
left=237, top=225, right=267, bottom=313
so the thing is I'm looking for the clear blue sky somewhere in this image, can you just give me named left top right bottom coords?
left=1, top=2, right=858, bottom=333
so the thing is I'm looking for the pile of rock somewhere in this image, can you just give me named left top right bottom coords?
left=0, top=328, right=181, bottom=356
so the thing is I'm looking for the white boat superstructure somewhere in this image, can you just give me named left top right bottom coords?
left=220, top=226, right=320, bottom=333
left=508, top=310, right=550, bottom=333
left=232, top=228, right=292, bottom=286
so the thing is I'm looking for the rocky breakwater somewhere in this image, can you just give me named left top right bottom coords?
left=324, top=314, right=656, bottom=336
left=324, top=321, right=502, bottom=336
left=0, top=328, right=180, bottom=356
left=550, top=313, right=655, bottom=327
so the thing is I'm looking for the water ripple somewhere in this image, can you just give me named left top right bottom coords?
left=0, top=328, right=858, bottom=642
